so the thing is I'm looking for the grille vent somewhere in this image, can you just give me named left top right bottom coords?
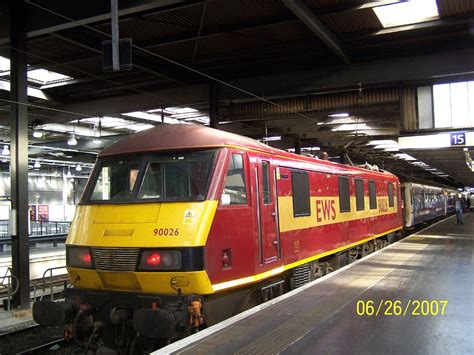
left=92, top=247, right=140, bottom=271
left=293, top=262, right=311, bottom=289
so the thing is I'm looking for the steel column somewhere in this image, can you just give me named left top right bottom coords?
left=294, top=139, right=301, bottom=155
left=209, top=82, right=219, bottom=128
left=10, top=0, right=30, bottom=309
left=110, top=0, right=120, bottom=71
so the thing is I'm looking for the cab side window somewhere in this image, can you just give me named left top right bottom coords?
left=221, top=154, right=247, bottom=205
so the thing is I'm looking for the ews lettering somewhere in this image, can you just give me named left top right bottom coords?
left=316, top=199, right=336, bottom=222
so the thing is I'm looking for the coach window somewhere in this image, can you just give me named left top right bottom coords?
left=369, top=180, right=377, bottom=209
left=292, top=171, right=310, bottom=217
left=262, top=161, right=271, bottom=204
left=221, top=154, right=247, bottom=205
left=338, top=177, right=350, bottom=212
left=355, top=179, right=365, bottom=211
left=388, top=183, right=394, bottom=207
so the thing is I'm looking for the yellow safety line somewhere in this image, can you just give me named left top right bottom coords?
left=212, top=226, right=402, bottom=292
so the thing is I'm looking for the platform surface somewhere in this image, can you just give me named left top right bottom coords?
left=157, top=214, right=474, bottom=354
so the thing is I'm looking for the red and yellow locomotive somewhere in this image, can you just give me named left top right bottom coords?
left=34, top=124, right=403, bottom=351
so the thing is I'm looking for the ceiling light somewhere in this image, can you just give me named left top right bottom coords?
left=33, top=130, right=43, bottom=138
left=75, top=164, right=82, bottom=172
left=328, top=113, right=349, bottom=118
left=1, top=145, right=9, bottom=156
left=34, top=160, right=41, bottom=168
left=373, top=0, right=439, bottom=28
left=301, top=146, right=321, bottom=151
left=260, top=136, right=282, bottom=142
left=93, top=139, right=102, bottom=144
left=367, top=140, right=398, bottom=146
left=393, top=153, right=417, bottom=161
left=67, top=133, right=77, bottom=146
left=332, top=123, right=371, bottom=131
left=463, top=147, right=469, bottom=152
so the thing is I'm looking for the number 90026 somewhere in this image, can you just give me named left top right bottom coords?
left=153, top=228, right=179, bottom=236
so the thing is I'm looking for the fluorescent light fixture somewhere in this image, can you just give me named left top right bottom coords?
left=67, top=133, right=77, bottom=146
left=123, top=111, right=162, bottom=122
left=218, top=121, right=233, bottom=125
left=367, top=140, right=398, bottom=146
left=328, top=113, right=349, bottom=118
left=394, top=153, right=417, bottom=161
left=33, top=130, right=43, bottom=138
left=374, top=0, right=439, bottom=28
left=328, top=118, right=355, bottom=124
left=302, top=146, right=321, bottom=151
left=260, top=136, right=282, bottom=142
left=463, top=147, right=469, bottom=152
left=93, top=139, right=102, bottom=144
left=1, top=145, right=9, bottom=156
left=332, top=123, right=371, bottom=131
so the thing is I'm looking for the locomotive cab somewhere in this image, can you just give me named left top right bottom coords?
left=34, top=147, right=231, bottom=350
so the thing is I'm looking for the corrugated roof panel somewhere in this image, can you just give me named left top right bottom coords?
left=153, top=22, right=319, bottom=60
left=320, top=8, right=382, bottom=34
left=438, top=0, right=474, bottom=17
left=28, top=36, right=86, bottom=62
left=305, top=0, right=362, bottom=10
left=205, top=0, right=292, bottom=27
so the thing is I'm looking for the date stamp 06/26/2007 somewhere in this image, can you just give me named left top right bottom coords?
left=356, top=300, right=448, bottom=317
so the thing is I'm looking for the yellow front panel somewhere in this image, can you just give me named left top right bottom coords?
left=68, top=200, right=218, bottom=247
left=67, top=200, right=218, bottom=295
left=278, top=196, right=398, bottom=232
left=67, top=268, right=214, bottom=295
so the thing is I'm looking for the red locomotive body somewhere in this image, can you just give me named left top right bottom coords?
left=205, top=143, right=402, bottom=296
left=33, top=124, right=403, bottom=350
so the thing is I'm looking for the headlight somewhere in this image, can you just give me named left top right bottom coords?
left=138, top=250, right=182, bottom=271
left=67, top=246, right=93, bottom=269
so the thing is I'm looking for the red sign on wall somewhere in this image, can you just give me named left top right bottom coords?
left=37, top=204, right=49, bottom=221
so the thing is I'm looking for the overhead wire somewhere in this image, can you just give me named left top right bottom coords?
left=24, top=0, right=321, bottom=125
left=2, top=1, right=327, bottom=155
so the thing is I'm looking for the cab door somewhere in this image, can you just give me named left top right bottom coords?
left=256, top=160, right=280, bottom=264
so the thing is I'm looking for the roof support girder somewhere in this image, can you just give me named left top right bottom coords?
left=282, top=0, right=351, bottom=64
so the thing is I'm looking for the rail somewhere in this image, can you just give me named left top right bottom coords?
left=35, top=266, right=68, bottom=301
left=0, top=267, right=19, bottom=312
left=0, top=220, right=71, bottom=237
left=0, top=220, right=70, bottom=251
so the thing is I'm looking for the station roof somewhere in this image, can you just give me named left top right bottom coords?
left=0, top=0, right=473, bottom=187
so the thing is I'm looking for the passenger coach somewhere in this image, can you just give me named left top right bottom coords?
left=34, top=125, right=403, bottom=351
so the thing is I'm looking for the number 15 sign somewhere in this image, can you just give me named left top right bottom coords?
left=450, top=131, right=466, bottom=146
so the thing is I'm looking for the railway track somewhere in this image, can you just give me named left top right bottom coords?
left=0, top=323, right=65, bottom=354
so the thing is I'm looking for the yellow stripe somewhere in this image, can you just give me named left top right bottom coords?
left=279, top=196, right=398, bottom=233
left=211, top=226, right=402, bottom=292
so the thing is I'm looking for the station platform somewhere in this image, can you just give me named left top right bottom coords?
left=0, top=245, right=66, bottom=333
left=157, top=214, right=474, bottom=354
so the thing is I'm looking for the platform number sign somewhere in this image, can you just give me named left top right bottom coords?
left=450, top=131, right=466, bottom=146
